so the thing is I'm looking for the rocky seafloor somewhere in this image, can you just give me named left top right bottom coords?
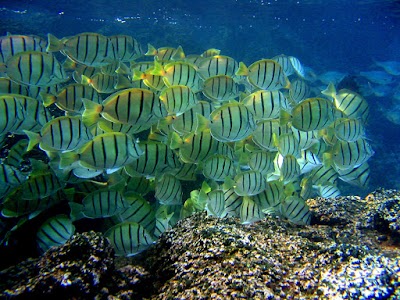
left=0, top=188, right=399, bottom=299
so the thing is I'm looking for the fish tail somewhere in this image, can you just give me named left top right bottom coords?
left=115, top=74, right=132, bottom=89
left=279, top=109, right=292, bottom=126
left=236, top=62, right=249, bottom=76
left=169, top=131, right=183, bottom=150
left=23, top=130, right=41, bottom=151
left=82, top=99, right=103, bottom=127
left=69, top=202, right=85, bottom=221
left=81, top=75, right=92, bottom=86
left=46, top=33, right=64, bottom=52
left=149, top=60, right=165, bottom=76
left=62, top=57, right=77, bottom=71
left=145, top=43, right=157, bottom=56
left=321, top=82, right=337, bottom=99
left=40, top=92, right=56, bottom=107
left=59, top=151, right=79, bottom=169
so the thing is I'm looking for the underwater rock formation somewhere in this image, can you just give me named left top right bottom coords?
left=1, top=189, right=399, bottom=299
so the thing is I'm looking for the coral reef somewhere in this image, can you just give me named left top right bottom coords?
left=1, top=189, right=399, bottom=299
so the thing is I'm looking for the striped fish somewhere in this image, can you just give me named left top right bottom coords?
left=252, top=119, right=280, bottom=151
left=289, top=79, right=310, bottom=104
left=247, top=151, right=276, bottom=176
left=155, top=174, right=182, bottom=205
left=201, top=48, right=221, bottom=58
left=206, top=189, right=226, bottom=217
left=124, top=175, right=154, bottom=196
left=41, top=83, right=102, bottom=114
left=334, top=89, right=369, bottom=123
left=81, top=73, right=123, bottom=94
left=71, top=64, right=100, bottom=83
left=289, top=56, right=305, bottom=78
left=242, top=90, right=285, bottom=120
left=109, top=34, right=143, bottom=62
left=282, top=97, right=335, bottom=131
left=279, top=154, right=301, bottom=184
left=105, top=222, right=155, bottom=256
left=124, top=141, right=180, bottom=178
left=24, top=116, right=92, bottom=152
left=240, top=196, right=264, bottom=224
left=222, top=188, right=242, bottom=217
left=145, top=44, right=184, bottom=61
left=208, top=102, right=256, bottom=142
left=80, top=190, right=128, bottom=218
left=170, top=129, right=217, bottom=164
left=0, top=34, right=47, bottom=63
left=233, top=170, right=267, bottom=196
left=297, top=149, right=322, bottom=174
left=337, top=162, right=370, bottom=188
left=277, top=133, right=301, bottom=158
left=0, top=95, right=25, bottom=135
left=291, top=127, right=317, bottom=150
left=60, top=132, right=143, bottom=171
left=114, top=194, right=155, bottom=233
left=4, top=139, right=29, bottom=168
left=37, top=215, right=75, bottom=253
left=330, top=138, right=374, bottom=170
left=159, top=85, right=198, bottom=116
left=150, top=61, right=202, bottom=92
left=201, top=154, right=236, bottom=182
left=236, top=59, right=289, bottom=91
left=2, top=190, right=63, bottom=218
left=82, top=87, right=166, bottom=127
left=170, top=101, right=214, bottom=136
left=308, top=165, right=338, bottom=185
left=279, top=196, right=311, bottom=225
left=154, top=205, right=174, bottom=238
left=202, top=75, right=239, bottom=102
left=313, top=184, right=341, bottom=198
left=131, top=61, right=167, bottom=91
left=0, top=162, right=27, bottom=190
left=197, top=55, right=239, bottom=79
left=271, top=54, right=294, bottom=76
left=333, top=118, right=365, bottom=142
left=252, top=180, right=284, bottom=211
left=47, top=33, right=116, bottom=67
left=15, top=171, right=65, bottom=200
left=4, top=51, right=69, bottom=87
left=0, top=77, right=30, bottom=96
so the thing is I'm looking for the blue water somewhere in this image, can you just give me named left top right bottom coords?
left=1, top=0, right=399, bottom=191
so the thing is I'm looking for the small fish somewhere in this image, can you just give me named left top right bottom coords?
left=236, top=59, right=290, bottom=90
left=291, top=127, right=318, bottom=150
left=251, top=119, right=280, bottom=151
left=200, top=101, right=256, bottom=143
left=222, top=188, right=242, bottom=217
left=105, top=221, right=155, bottom=256
left=278, top=154, right=300, bottom=184
left=155, top=174, right=182, bottom=205
left=4, top=139, right=29, bottom=168
left=241, top=90, right=286, bottom=120
left=169, top=129, right=217, bottom=164
left=0, top=95, right=25, bottom=135
left=359, top=70, right=394, bottom=85
left=231, top=170, right=267, bottom=196
left=288, top=79, right=310, bottom=104
left=131, top=61, right=167, bottom=91
left=337, top=162, right=370, bottom=187
left=79, top=190, right=128, bottom=219
left=313, top=184, right=340, bottom=198
left=326, top=138, right=374, bottom=170
left=323, top=84, right=369, bottom=123
left=307, top=165, right=338, bottom=186
left=82, top=87, right=166, bottom=127
left=205, top=189, right=225, bottom=217
left=150, top=60, right=202, bottom=92
left=252, top=180, right=284, bottom=211
left=281, top=97, right=335, bottom=131
left=145, top=44, right=185, bottom=61
left=0, top=77, right=30, bottom=96
left=289, top=56, right=305, bottom=78
left=279, top=196, right=311, bottom=225
left=276, top=133, right=301, bottom=158
left=41, top=83, right=102, bottom=114
left=60, top=132, right=143, bottom=172
left=47, top=33, right=116, bottom=67
left=114, top=194, right=155, bottom=233
left=24, top=116, right=92, bottom=152
left=200, top=154, right=236, bottom=182
left=124, top=141, right=180, bottom=178
left=247, top=151, right=276, bottom=176
left=202, top=75, right=239, bottom=102
left=271, top=54, right=295, bottom=76
left=2, top=51, right=69, bottom=87
left=240, top=196, right=264, bottom=224
left=81, top=73, right=131, bottom=93
left=159, top=85, right=198, bottom=116
left=37, top=214, right=75, bottom=253
left=201, top=48, right=221, bottom=58
left=197, top=55, right=239, bottom=79
left=109, top=34, right=143, bottom=62
left=0, top=34, right=47, bottom=63
left=333, top=118, right=365, bottom=142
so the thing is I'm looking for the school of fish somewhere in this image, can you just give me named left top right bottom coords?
left=0, top=32, right=374, bottom=256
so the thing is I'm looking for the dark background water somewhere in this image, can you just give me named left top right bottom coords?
left=0, top=0, right=400, bottom=192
